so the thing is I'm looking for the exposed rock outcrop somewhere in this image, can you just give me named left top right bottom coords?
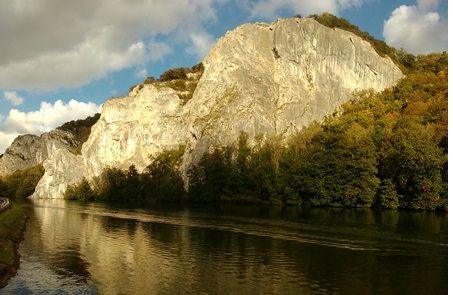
left=31, top=149, right=85, bottom=199
left=185, top=18, right=403, bottom=164
left=21, top=17, right=404, bottom=198
left=83, top=85, right=188, bottom=178
left=0, top=129, right=79, bottom=176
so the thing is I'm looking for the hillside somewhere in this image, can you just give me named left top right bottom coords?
left=1, top=14, right=446, bottom=210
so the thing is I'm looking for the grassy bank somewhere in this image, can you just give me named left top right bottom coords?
left=0, top=202, right=27, bottom=288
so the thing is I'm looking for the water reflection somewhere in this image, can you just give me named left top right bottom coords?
left=3, top=200, right=447, bottom=294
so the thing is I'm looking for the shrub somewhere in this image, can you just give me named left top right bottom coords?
left=143, top=76, right=156, bottom=84
left=159, top=68, right=187, bottom=81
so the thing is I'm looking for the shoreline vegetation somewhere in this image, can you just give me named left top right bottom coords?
left=63, top=52, right=447, bottom=211
left=0, top=202, right=27, bottom=288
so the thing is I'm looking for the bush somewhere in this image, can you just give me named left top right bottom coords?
left=159, top=68, right=187, bottom=81
left=159, top=63, right=204, bottom=82
left=143, top=76, right=156, bottom=84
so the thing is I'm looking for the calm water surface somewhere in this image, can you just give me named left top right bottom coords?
left=2, top=200, right=447, bottom=294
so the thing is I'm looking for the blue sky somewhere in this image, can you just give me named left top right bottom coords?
left=0, top=0, right=448, bottom=152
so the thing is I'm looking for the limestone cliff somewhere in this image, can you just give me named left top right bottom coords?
left=0, top=129, right=79, bottom=176
left=21, top=17, right=404, bottom=198
left=185, top=18, right=402, bottom=164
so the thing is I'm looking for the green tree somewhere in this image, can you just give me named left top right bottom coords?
left=143, top=146, right=185, bottom=203
left=383, top=120, right=445, bottom=210
left=64, top=178, right=96, bottom=201
left=376, top=179, right=400, bottom=209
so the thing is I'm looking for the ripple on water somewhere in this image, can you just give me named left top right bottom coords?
left=2, top=200, right=448, bottom=295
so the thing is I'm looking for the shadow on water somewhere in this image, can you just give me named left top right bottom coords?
left=3, top=199, right=447, bottom=294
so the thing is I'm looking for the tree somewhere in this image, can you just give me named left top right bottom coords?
left=376, top=179, right=400, bottom=209
left=64, top=178, right=96, bottom=201
left=143, top=146, right=185, bottom=203
left=382, top=119, right=445, bottom=210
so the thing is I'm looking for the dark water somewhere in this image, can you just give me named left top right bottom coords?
left=1, top=200, right=447, bottom=295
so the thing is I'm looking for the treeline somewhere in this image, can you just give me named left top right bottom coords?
left=64, top=146, right=185, bottom=204
left=188, top=53, right=448, bottom=210
left=65, top=53, right=447, bottom=210
left=0, top=165, right=44, bottom=199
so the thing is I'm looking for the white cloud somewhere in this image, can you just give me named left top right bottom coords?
left=250, top=0, right=364, bottom=18
left=383, top=3, right=447, bottom=54
left=0, top=99, right=101, bottom=152
left=0, top=132, right=19, bottom=155
left=186, top=31, right=216, bottom=59
left=3, top=91, right=24, bottom=106
left=147, top=42, right=173, bottom=62
left=134, top=67, right=148, bottom=79
left=0, top=0, right=221, bottom=91
left=416, top=0, right=440, bottom=11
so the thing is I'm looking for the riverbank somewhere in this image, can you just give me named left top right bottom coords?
left=0, top=202, right=27, bottom=288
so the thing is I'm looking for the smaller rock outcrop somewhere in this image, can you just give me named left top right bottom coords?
left=31, top=149, right=85, bottom=199
left=0, top=129, right=79, bottom=176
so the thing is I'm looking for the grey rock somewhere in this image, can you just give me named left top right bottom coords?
left=30, top=149, right=85, bottom=199
left=0, top=129, right=79, bottom=176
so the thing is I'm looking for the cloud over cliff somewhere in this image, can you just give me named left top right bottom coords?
left=383, top=0, right=447, bottom=54
left=0, top=99, right=100, bottom=152
left=0, top=0, right=221, bottom=91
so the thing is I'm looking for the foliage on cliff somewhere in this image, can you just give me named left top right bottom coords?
left=57, top=113, right=101, bottom=154
left=308, top=13, right=418, bottom=72
left=129, top=63, right=204, bottom=104
left=0, top=165, right=44, bottom=199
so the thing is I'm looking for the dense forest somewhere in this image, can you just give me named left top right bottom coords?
left=63, top=51, right=447, bottom=211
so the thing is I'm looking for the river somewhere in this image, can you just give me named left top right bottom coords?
left=2, top=200, right=447, bottom=294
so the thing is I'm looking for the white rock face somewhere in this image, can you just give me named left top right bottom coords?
left=185, top=18, right=402, bottom=163
left=31, top=149, right=85, bottom=199
left=82, top=85, right=188, bottom=177
left=29, top=17, right=402, bottom=198
left=0, top=129, right=78, bottom=176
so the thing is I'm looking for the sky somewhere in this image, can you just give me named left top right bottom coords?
left=0, top=0, right=448, bottom=152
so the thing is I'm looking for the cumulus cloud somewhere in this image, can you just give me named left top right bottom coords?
left=185, top=31, right=216, bottom=59
left=250, top=0, right=365, bottom=18
left=0, top=132, right=19, bottom=155
left=416, top=0, right=441, bottom=11
left=3, top=91, right=24, bottom=106
left=134, top=67, right=148, bottom=79
left=0, top=0, right=221, bottom=91
left=383, top=2, right=447, bottom=54
left=0, top=99, right=101, bottom=152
